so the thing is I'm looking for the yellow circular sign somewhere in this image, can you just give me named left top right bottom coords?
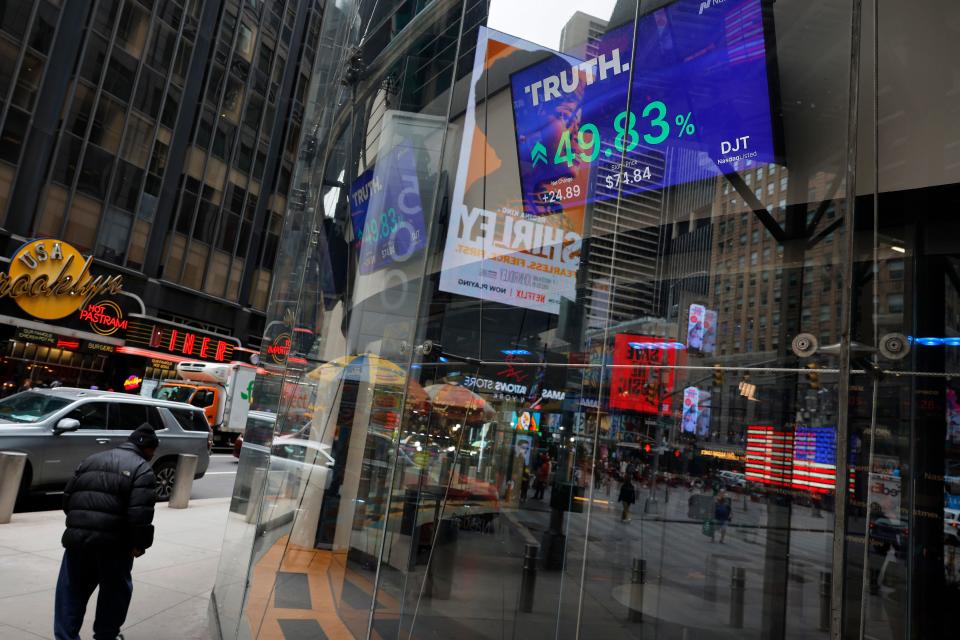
left=2, top=240, right=121, bottom=320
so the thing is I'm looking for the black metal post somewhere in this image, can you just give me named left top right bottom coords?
left=629, top=558, right=647, bottom=622
left=519, top=543, right=539, bottom=612
left=704, top=553, right=718, bottom=602
left=425, top=518, right=458, bottom=600
left=819, top=571, right=832, bottom=632
left=730, top=566, right=746, bottom=628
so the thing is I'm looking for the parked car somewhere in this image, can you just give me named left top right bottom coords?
left=0, top=388, right=211, bottom=501
left=945, top=508, right=960, bottom=545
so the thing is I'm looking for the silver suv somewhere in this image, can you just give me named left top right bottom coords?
left=0, top=388, right=211, bottom=500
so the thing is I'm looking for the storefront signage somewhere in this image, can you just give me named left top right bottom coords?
left=462, top=375, right=528, bottom=397
left=123, top=318, right=238, bottom=363
left=56, top=338, right=80, bottom=350
left=2, top=240, right=123, bottom=320
left=14, top=327, right=57, bottom=346
left=80, top=300, right=128, bottom=336
left=267, top=333, right=291, bottom=365
left=608, top=334, right=679, bottom=415
left=700, top=449, right=744, bottom=462
left=150, top=358, right=175, bottom=371
left=123, top=375, right=143, bottom=391
left=83, top=340, right=116, bottom=354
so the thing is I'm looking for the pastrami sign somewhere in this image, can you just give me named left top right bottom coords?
left=2, top=240, right=123, bottom=320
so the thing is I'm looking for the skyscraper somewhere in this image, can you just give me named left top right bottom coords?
left=0, top=0, right=324, bottom=346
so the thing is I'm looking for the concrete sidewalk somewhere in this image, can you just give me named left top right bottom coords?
left=0, top=498, right=229, bottom=639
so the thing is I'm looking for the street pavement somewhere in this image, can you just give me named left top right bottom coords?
left=0, top=497, right=230, bottom=639
left=369, top=484, right=905, bottom=640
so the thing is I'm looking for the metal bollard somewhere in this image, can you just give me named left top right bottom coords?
left=704, top=553, right=718, bottom=602
left=818, top=571, right=831, bottom=632
left=729, top=566, right=745, bottom=628
left=628, top=558, right=646, bottom=622
left=168, top=454, right=199, bottom=509
left=0, top=452, right=27, bottom=524
left=519, top=543, right=539, bottom=612
left=424, top=518, right=458, bottom=599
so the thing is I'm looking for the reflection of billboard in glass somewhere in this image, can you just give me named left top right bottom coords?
left=687, top=304, right=705, bottom=350
left=608, top=334, right=680, bottom=415
left=746, top=424, right=849, bottom=494
left=510, top=410, right=540, bottom=432
left=702, top=309, right=718, bottom=354
left=510, top=0, right=780, bottom=215
left=681, top=387, right=700, bottom=433
left=948, top=388, right=960, bottom=444
left=687, top=304, right=717, bottom=353
left=696, top=389, right=712, bottom=436
left=353, top=140, right=427, bottom=274
left=438, top=29, right=584, bottom=316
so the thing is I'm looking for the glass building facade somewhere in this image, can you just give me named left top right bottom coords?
left=211, top=1, right=960, bottom=638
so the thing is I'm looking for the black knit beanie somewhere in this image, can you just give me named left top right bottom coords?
left=129, top=424, right=159, bottom=449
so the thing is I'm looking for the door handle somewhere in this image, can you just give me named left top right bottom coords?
left=96, top=438, right=110, bottom=444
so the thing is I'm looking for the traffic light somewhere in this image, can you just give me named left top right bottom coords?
left=713, top=364, right=724, bottom=387
left=644, top=443, right=652, bottom=453
left=806, top=362, right=820, bottom=389
left=673, top=449, right=681, bottom=458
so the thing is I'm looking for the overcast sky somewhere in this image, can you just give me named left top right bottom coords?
left=487, top=0, right=618, bottom=50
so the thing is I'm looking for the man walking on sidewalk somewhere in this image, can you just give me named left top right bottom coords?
left=54, top=425, right=159, bottom=640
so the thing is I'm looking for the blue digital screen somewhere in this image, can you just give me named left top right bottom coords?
left=510, top=0, right=779, bottom=216
left=348, top=140, right=427, bottom=274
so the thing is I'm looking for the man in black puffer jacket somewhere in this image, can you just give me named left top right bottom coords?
left=54, top=425, right=159, bottom=640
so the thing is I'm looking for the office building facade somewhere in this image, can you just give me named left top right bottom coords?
left=0, top=0, right=324, bottom=365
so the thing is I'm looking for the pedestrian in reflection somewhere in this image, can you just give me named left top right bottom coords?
left=17, top=377, right=32, bottom=392
left=619, top=476, right=636, bottom=523
left=534, top=453, right=550, bottom=500
left=520, top=465, right=531, bottom=503
left=54, top=425, right=159, bottom=640
left=712, top=493, right=732, bottom=543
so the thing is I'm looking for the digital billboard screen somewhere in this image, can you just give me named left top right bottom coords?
left=608, top=334, right=682, bottom=415
left=510, top=0, right=780, bottom=215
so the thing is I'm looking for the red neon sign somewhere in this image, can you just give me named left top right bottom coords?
left=57, top=338, right=80, bottom=350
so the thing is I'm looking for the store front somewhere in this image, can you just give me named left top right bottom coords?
left=212, top=1, right=960, bottom=639
left=0, top=238, right=253, bottom=395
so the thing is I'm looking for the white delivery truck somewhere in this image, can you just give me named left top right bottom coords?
left=154, top=361, right=257, bottom=446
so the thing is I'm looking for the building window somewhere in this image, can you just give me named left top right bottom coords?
left=96, top=208, right=132, bottom=265
left=887, top=293, right=904, bottom=313
left=888, top=259, right=904, bottom=280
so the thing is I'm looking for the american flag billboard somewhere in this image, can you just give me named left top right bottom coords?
left=745, top=424, right=853, bottom=494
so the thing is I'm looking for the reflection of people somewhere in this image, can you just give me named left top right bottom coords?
left=534, top=453, right=550, bottom=500
left=18, top=378, right=32, bottom=392
left=712, top=493, right=732, bottom=543
left=867, top=501, right=898, bottom=594
left=619, top=477, right=636, bottom=523
left=520, top=466, right=531, bottom=503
